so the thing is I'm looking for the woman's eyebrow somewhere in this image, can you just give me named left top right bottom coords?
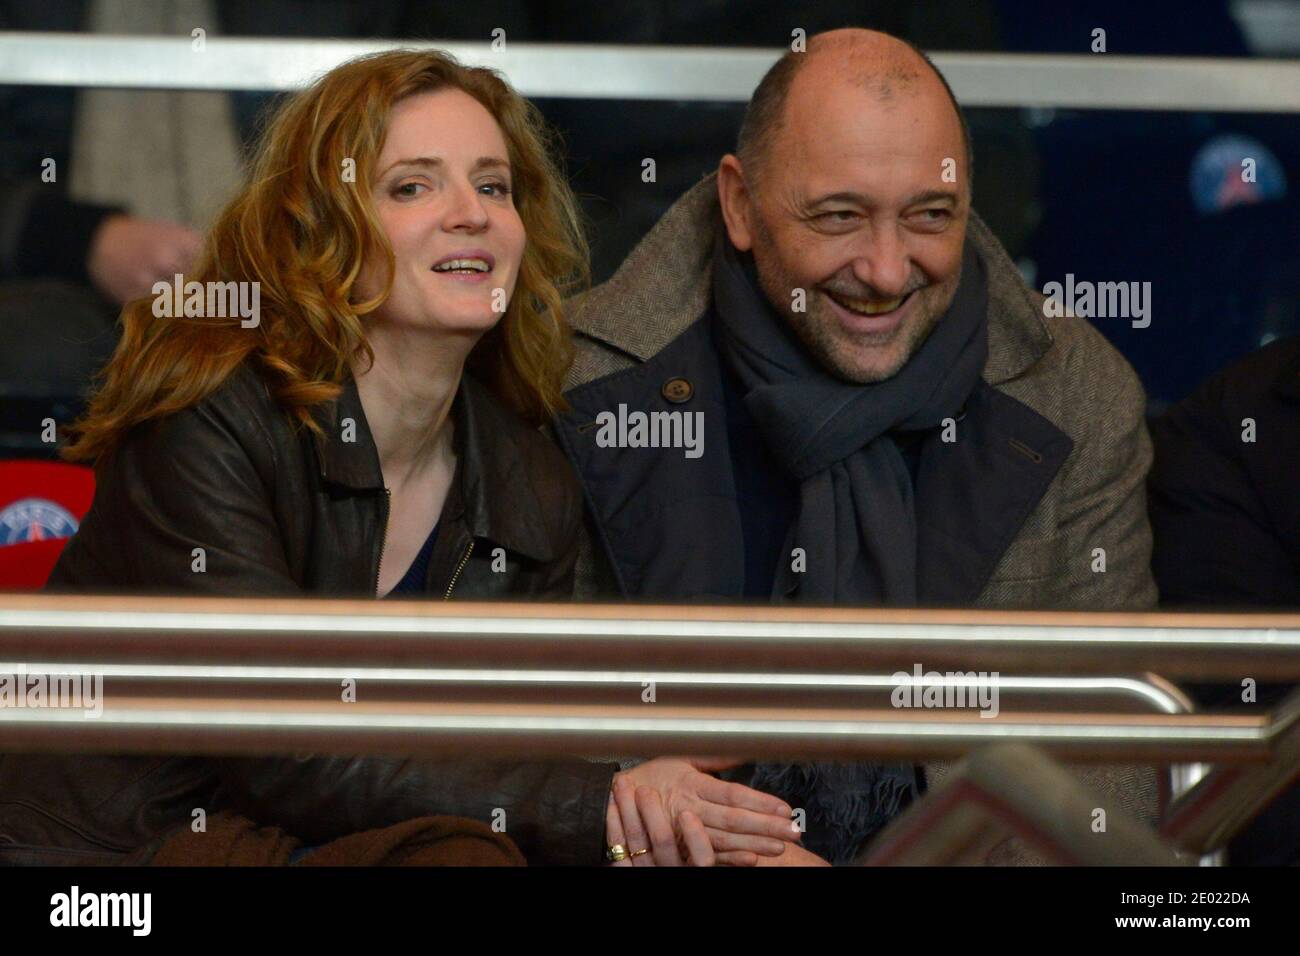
left=379, top=155, right=511, bottom=176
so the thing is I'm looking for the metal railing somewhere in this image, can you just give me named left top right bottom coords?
left=3, top=595, right=1298, bottom=675
left=1, top=595, right=1295, bottom=766
left=1, top=33, right=1299, bottom=112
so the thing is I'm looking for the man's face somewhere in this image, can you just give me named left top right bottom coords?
left=733, top=73, right=969, bottom=383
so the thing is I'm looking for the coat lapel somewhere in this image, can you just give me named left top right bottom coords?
left=555, top=320, right=745, bottom=600
left=915, top=381, right=1073, bottom=605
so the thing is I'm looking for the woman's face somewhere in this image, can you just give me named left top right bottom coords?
left=358, top=88, right=526, bottom=337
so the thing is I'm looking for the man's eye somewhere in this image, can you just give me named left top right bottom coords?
left=914, top=208, right=951, bottom=223
left=816, top=210, right=857, bottom=223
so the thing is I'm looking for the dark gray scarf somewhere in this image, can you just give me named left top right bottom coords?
left=712, top=227, right=990, bottom=863
left=714, top=228, right=990, bottom=604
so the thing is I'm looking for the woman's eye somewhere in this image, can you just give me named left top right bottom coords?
left=479, top=181, right=512, bottom=197
left=393, top=181, right=425, bottom=199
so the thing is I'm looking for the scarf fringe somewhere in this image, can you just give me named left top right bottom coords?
left=750, top=761, right=917, bottom=865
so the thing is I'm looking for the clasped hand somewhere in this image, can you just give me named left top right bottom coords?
left=603, top=756, right=823, bottom=866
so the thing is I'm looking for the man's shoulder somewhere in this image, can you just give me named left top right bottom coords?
left=1179, top=333, right=1300, bottom=422
left=996, top=312, right=1147, bottom=437
left=563, top=174, right=722, bottom=390
left=567, top=328, right=642, bottom=390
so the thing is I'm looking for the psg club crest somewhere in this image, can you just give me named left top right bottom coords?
left=0, top=498, right=80, bottom=545
left=1189, top=134, right=1287, bottom=217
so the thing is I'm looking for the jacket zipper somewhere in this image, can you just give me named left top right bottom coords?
left=444, top=539, right=474, bottom=599
left=375, top=488, right=391, bottom=597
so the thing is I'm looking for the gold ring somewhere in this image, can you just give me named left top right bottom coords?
left=629, top=848, right=649, bottom=858
left=606, top=843, right=628, bottom=862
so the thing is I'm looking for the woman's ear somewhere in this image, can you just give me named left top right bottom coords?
left=716, top=155, right=755, bottom=252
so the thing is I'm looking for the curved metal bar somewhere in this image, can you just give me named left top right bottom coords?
left=0, top=660, right=1202, bottom=713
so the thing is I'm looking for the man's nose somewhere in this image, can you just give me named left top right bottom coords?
left=440, top=181, right=489, bottom=232
left=850, top=227, right=910, bottom=297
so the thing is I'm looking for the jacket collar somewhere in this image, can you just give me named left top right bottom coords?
left=560, top=313, right=1071, bottom=606
left=567, top=172, right=1055, bottom=386
left=310, top=372, right=557, bottom=562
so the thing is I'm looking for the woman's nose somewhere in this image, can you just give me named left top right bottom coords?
left=441, top=181, right=489, bottom=232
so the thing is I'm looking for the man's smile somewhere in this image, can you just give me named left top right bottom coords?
left=822, top=288, right=918, bottom=335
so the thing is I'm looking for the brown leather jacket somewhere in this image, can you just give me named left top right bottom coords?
left=0, top=362, right=616, bottom=865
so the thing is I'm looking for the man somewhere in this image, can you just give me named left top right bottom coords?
left=554, top=29, right=1159, bottom=863
left=1149, top=334, right=1300, bottom=610
left=1148, top=333, right=1300, bottom=865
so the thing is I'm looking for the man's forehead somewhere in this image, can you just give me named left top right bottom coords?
left=771, top=94, right=963, bottom=199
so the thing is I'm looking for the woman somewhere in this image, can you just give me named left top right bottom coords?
left=0, top=50, right=798, bottom=866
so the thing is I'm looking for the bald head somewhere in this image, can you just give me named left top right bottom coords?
left=716, top=27, right=974, bottom=384
left=736, top=28, right=971, bottom=189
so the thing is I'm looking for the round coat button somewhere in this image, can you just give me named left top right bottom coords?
left=662, top=377, right=693, bottom=403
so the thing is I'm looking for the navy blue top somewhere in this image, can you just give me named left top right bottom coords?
left=384, top=523, right=440, bottom=597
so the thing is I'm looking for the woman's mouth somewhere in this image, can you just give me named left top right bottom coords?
left=430, top=250, right=496, bottom=283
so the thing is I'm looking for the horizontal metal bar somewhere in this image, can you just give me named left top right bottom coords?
left=5, top=598, right=1291, bottom=763
left=0, top=698, right=1274, bottom=763
left=3, top=595, right=1298, bottom=679
left=0, top=661, right=1196, bottom=713
left=1, top=33, right=1299, bottom=112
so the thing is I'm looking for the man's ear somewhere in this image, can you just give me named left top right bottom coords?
left=717, top=155, right=755, bottom=252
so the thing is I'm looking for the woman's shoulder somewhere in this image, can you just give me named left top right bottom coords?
left=458, top=374, right=582, bottom=555
left=459, top=374, right=574, bottom=477
left=107, top=359, right=291, bottom=480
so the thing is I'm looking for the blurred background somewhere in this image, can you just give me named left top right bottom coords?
left=2, top=0, right=1299, bottom=458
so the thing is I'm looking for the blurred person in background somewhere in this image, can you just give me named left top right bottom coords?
left=1149, top=332, right=1300, bottom=866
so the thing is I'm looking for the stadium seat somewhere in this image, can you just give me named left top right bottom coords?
left=0, top=460, right=94, bottom=589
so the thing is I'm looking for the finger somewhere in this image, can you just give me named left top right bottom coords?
left=613, top=776, right=654, bottom=867
left=679, top=811, right=715, bottom=867
left=715, top=850, right=760, bottom=867
left=698, top=804, right=804, bottom=843
left=635, top=786, right=682, bottom=867
left=698, top=774, right=793, bottom=818
left=686, top=755, right=749, bottom=773
left=703, top=826, right=788, bottom=856
left=605, top=790, right=633, bottom=867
